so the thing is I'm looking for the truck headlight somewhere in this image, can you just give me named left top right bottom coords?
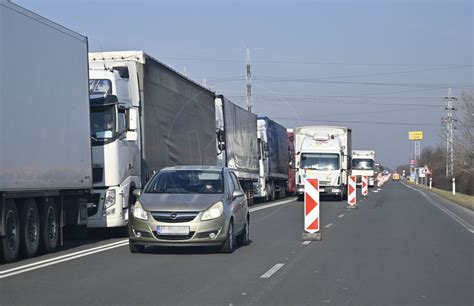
left=201, top=202, right=224, bottom=221
left=104, top=190, right=116, bottom=209
left=132, top=201, right=148, bottom=221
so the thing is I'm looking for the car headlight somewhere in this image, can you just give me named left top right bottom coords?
left=201, top=202, right=224, bottom=221
left=104, top=190, right=116, bottom=209
left=132, top=201, right=148, bottom=221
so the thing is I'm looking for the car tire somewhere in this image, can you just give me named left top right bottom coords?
left=39, top=200, right=59, bottom=253
left=237, top=217, right=250, bottom=246
left=20, top=199, right=40, bottom=258
left=220, top=221, right=235, bottom=253
left=0, top=200, right=20, bottom=263
left=129, top=239, right=145, bottom=253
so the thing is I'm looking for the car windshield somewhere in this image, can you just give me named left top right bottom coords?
left=352, top=159, right=374, bottom=170
left=145, top=170, right=224, bottom=194
left=301, top=153, right=340, bottom=170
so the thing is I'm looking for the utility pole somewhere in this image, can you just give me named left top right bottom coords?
left=442, top=88, right=457, bottom=178
left=246, top=48, right=252, bottom=112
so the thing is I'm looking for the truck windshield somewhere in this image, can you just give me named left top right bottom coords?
left=89, top=79, right=112, bottom=95
left=352, top=159, right=374, bottom=170
left=145, top=170, right=224, bottom=194
left=301, top=153, right=340, bottom=170
left=90, top=105, right=115, bottom=139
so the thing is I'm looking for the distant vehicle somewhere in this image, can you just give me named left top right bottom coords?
left=295, top=126, right=352, bottom=201
left=254, top=117, right=289, bottom=202
left=128, top=166, right=250, bottom=254
left=287, top=129, right=296, bottom=196
left=392, top=173, right=401, bottom=181
left=352, top=150, right=376, bottom=187
left=1, top=1, right=92, bottom=262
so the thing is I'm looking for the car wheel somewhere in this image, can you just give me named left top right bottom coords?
left=220, top=221, right=235, bottom=253
left=129, top=239, right=145, bottom=253
left=237, top=217, right=250, bottom=246
left=0, top=200, right=20, bottom=263
left=39, top=200, right=59, bottom=253
left=20, top=199, right=40, bottom=258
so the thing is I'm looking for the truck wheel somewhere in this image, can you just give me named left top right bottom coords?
left=39, top=200, right=58, bottom=253
left=129, top=239, right=145, bottom=253
left=20, top=199, right=40, bottom=258
left=297, top=194, right=304, bottom=201
left=0, top=200, right=20, bottom=263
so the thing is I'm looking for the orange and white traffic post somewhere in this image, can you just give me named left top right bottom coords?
left=347, top=175, right=357, bottom=208
left=302, top=178, right=322, bottom=241
left=361, top=175, right=368, bottom=197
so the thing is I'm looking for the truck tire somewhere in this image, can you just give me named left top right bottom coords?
left=0, top=200, right=20, bottom=263
left=20, top=199, right=40, bottom=258
left=129, top=239, right=145, bottom=253
left=39, top=200, right=59, bottom=253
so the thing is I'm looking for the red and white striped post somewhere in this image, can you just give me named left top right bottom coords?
left=302, top=178, right=321, bottom=241
left=347, top=175, right=357, bottom=208
left=361, top=175, right=368, bottom=196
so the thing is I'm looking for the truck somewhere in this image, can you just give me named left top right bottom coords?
left=287, top=129, right=296, bottom=196
left=253, top=117, right=289, bottom=201
left=294, top=126, right=352, bottom=201
left=351, top=150, right=376, bottom=187
left=88, top=51, right=217, bottom=228
left=215, top=95, right=258, bottom=204
left=1, top=1, right=92, bottom=262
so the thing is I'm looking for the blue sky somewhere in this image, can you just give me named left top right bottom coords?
left=17, top=0, right=473, bottom=168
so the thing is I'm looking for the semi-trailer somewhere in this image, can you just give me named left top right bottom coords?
left=88, top=51, right=217, bottom=229
left=295, top=126, right=352, bottom=201
left=287, top=128, right=296, bottom=196
left=215, top=95, right=259, bottom=204
left=1, top=1, right=92, bottom=262
left=253, top=117, right=289, bottom=201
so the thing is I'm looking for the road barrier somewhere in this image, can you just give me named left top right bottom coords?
left=302, top=178, right=321, bottom=241
left=347, top=175, right=357, bottom=208
left=362, top=175, right=368, bottom=196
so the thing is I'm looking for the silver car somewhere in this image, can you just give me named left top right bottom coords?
left=129, top=166, right=250, bottom=253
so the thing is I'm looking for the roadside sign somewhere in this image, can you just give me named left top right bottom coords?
left=347, top=175, right=357, bottom=207
left=304, top=179, right=320, bottom=233
left=419, top=167, right=426, bottom=178
left=408, top=131, right=423, bottom=140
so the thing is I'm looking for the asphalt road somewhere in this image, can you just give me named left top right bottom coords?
left=1, top=181, right=473, bottom=305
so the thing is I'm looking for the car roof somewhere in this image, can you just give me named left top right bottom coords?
left=160, top=165, right=225, bottom=172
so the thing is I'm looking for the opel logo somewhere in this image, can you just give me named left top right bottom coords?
left=170, top=213, right=178, bottom=220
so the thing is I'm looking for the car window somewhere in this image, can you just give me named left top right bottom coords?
left=230, top=172, right=242, bottom=191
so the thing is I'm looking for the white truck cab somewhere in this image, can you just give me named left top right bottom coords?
left=351, top=150, right=376, bottom=187
left=295, top=126, right=352, bottom=201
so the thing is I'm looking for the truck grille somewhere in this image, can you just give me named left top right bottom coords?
left=92, top=167, right=103, bottom=183
left=151, top=212, right=199, bottom=223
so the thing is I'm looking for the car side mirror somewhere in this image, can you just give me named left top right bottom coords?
left=232, top=190, right=245, bottom=200
left=132, top=189, right=142, bottom=198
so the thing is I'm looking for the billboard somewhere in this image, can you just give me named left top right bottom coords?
left=408, top=131, right=423, bottom=140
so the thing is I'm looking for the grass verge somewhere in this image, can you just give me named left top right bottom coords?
left=409, top=181, right=473, bottom=211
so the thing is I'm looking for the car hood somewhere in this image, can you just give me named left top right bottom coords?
left=138, top=193, right=225, bottom=212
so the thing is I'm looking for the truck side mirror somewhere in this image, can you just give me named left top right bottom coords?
left=128, top=108, right=138, bottom=131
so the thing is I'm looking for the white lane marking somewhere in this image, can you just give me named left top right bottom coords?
left=302, top=241, right=311, bottom=245
left=402, top=182, right=474, bottom=234
left=338, top=214, right=345, bottom=218
left=324, top=223, right=333, bottom=229
left=260, top=263, right=285, bottom=279
left=250, top=197, right=296, bottom=213
left=0, top=239, right=128, bottom=275
left=373, top=190, right=379, bottom=193
left=0, top=197, right=297, bottom=279
left=0, top=241, right=129, bottom=279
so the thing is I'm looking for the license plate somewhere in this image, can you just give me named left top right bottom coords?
left=156, top=226, right=189, bottom=235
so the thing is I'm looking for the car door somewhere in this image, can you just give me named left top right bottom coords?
left=229, top=172, right=246, bottom=232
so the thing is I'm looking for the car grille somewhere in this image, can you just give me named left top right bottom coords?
left=152, top=232, right=196, bottom=240
left=151, top=212, right=199, bottom=223
left=88, top=193, right=101, bottom=217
